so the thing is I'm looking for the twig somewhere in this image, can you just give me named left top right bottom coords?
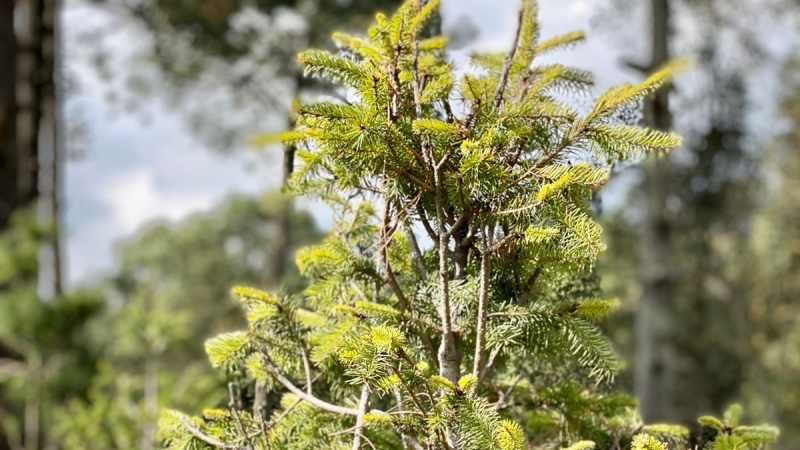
left=300, top=346, right=313, bottom=395
left=493, top=6, right=526, bottom=110
left=382, top=201, right=412, bottom=312
left=351, top=384, right=370, bottom=450
left=478, top=347, right=501, bottom=384
left=472, top=224, right=494, bottom=379
left=391, top=366, right=427, bottom=415
left=261, top=354, right=359, bottom=416
left=405, top=222, right=428, bottom=279
left=179, top=416, right=236, bottom=449
left=416, top=204, right=439, bottom=243
left=228, top=382, right=255, bottom=450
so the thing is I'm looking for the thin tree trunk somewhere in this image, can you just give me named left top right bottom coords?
left=141, top=358, right=159, bottom=450
left=0, top=0, right=17, bottom=229
left=434, top=165, right=460, bottom=385
left=23, top=356, right=42, bottom=450
left=35, top=0, right=63, bottom=297
left=472, top=225, right=493, bottom=379
left=47, top=0, right=63, bottom=295
left=635, top=0, right=677, bottom=422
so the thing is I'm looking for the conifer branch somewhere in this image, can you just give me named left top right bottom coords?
left=404, top=222, right=428, bottom=279
left=179, top=416, right=237, bottom=449
left=473, top=224, right=494, bottom=380
left=301, top=346, right=313, bottom=395
left=416, top=204, right=439, bottom=243
left=493, top=5, right=525, bottom=110
left=260, top=354, right=359, bottom=416
left=382, top=202, right=412, bottom=312
left=478, top=347, right=501, bottom=384
left=391, top=365, right=427, bottom=415
left=351, top=384, right=370, bottom=450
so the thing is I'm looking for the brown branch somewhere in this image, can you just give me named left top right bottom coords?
left=493, top=6, right=526, bottom=110
left=416, top=204, right=439, bottom=243
left=444, top=207, right=473, bottom=240
left=382, top=201, right=412, bottom=312
left=478, top=347, right=502, bottom=384
left=261, top=354, right=358, bottom=416
left=472, top=224, right=494, bottom=379
left=300, top=346, right=313, bottom=395
left=391, top=366, right=426, bottom=415
left=180, top=416, right=237, bottom=449
left=405, top=223, right=428, bottom=279
left=351, top=384, right=370, bottom=450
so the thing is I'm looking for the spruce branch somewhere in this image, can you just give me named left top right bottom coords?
left=261, top=353, right=359, bottom=416
left=382, top=201, right=412, bottom=312
left=472, top=224, right=495, bottom=380
left=351, top=384, right=371, bottom=450
left=178, top=416, right=237, bottom=449
left=404, top=222, right=428, bottom=279
left=300, top=346, right=313, bottom=395
left=493, top=5, right=526, bottom=110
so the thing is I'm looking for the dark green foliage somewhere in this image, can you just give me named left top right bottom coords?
left=0, top=211, right=104, bottom=450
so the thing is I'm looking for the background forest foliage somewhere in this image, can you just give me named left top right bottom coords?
left=0, top=0, right=798, bottom=449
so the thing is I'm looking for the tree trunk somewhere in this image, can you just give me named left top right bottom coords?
left=41, top=0, right=63, bottom=296
left=141, top=358, right=159, bottom=450
left=0, top=0, right=17, bottom=229
left=635, top=0, right=678, bottom=423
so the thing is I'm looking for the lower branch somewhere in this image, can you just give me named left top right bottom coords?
left=180, top=416, right=237, bottom=449
left=472, top=225, right=494, bottom=379
left=351, top=384, right=370, bottom=450
left=261, top=354, right=358, bottom=416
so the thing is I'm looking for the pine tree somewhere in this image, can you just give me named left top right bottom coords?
left=158, top=1, right=714, bottom=448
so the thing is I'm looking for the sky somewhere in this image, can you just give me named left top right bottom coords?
left=61, top=0, right=643, bottom=287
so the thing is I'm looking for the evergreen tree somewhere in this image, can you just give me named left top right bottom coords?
left=158, top=2, right=776, bottom=449
left=741, top=60, right=800, bottom=448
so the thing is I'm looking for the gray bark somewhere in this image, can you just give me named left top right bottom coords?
left=0, top=0, right=17, bottom=228
left=635, top=0, right=678, bottom=422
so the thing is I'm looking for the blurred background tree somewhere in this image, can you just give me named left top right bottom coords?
left=597, top=0, right=800, bottom=443
left=50, top=193, right=320, bottom=450
left=0, top=211, right=102, bottom=450
left=739, top=59, right=800, bottom=445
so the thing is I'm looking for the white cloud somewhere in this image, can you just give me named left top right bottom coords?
left=102, top=170, right=213, bottom=235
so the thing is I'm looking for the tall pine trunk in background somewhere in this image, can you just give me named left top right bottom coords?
left=40, top=0, right=64, bottom=296
left=1, top=5, right=19, bottom=449
left=635, top=0, right=678, bottom=422
left=2, top=0, right=62, bottom=296
left=272, top=73, right=305, bottom=282
left=31, top=0, right=64, bottom=297
left=0, top=0, right=17, bottom=229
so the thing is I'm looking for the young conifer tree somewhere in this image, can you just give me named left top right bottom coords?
left=158, top=1, right=777, bottom=449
